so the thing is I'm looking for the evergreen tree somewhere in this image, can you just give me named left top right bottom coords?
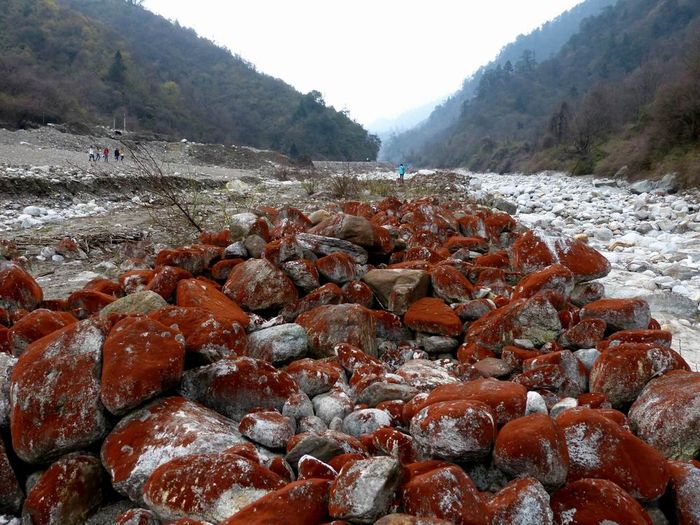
left=106, top=50, right=126, bottom=84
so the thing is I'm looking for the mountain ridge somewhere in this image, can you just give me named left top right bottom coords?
left=0, top=0, right=380, bottom=161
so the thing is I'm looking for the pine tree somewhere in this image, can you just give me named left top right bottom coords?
left=106, top=50, right=126, bottom=84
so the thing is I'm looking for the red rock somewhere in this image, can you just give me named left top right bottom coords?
left=404, top=298, right=462, bottom=337
left=590, top=342, right=689, bottom=408
left=580, top=298, right=651, bottom=331
left=0, top=262, right=43, bottom=313
left=629, top=370, right=700, bottom=460
left=513, top=364, right=566, bottom=392
left=151, top=306, right=247, bottom=362
left=403, top=247, right=446, bottom=264
left=285, top=358, right=344, bottom=397
left=155, top=245, right=222, bottom=275
left=280, top=283, right=343, bottom=322
left=180, top=357, right=302, bottom=421
left=474, top=251, right=510, bottom=269
left=101, top=396, right=246, bottom=501
left=559, top=318, right=606, bottom=349
left=223, top=259, right=298, bottom=311
left=493, top=413, right=569, bottom=489
left=327, top=453, right=366, bottom=473
left=370, top=427, right=418, bottom=464
left=146, top=266, right=193, bottom=301
left=335, top=343, right=384, bottom=374
left=343, top=201, right=374, bottom=219
left=199, top=229, right=232, bottom=247
left=401, top=464, right=487, bottom=525
left=341, top=280, right=373, bottom=308
left=484, top=212, right=517, bottom=240
left=6, top=308, right=77, bottom=356
left=556, top=407, right=670, bottom=500
left=0, top=437, right=21, bottom=514
left=486, top=477, right=553, bottom=525
left=511, top=230, right=611, bottom=281
left=430, top=265, right=475, bottom=303
left=577, top=392, right=611, bottom=409
left=409, top=400, right=496, bottom=461
left=115, top=508, right=160, bottom=524
left=22, top=452, right=104, bottom=525
left=66, top=290, right=116, bottom=319
left=599, top=328, right=673, bottom=350
left=523, top=350, right=588, bottom=397
left=210, top=259, right=244, bottom=281
left=101, top=316, right=185, bottom=415
left=143, top=452, right=286, bottom=522
left=297, top=304, right=377, bottom=357
left=405, top=378, right=526, bottom=427
left=176, top=278, right=249, bottom=326
left=551, top=478, right=653, bottom=525
left=443, top=236, right=489, bottom=254
left=317, top=252, right=361, bottom=284
left=511, top=264, right=574, bottom=301
left=501, top=345, right=540, bottom=370
left=281, top=259, right=321, bottom=293
left=221, top=479, right=331, bottom=525
left=262, top=236, right=304, bottom=266
left=83, top=278, right=123, bottom=297
left=119, top=270, right=155, bottom=294
left=667, top=461, right=700, bottom=525
left=10, top=319, right=109, bottom=463
left=329, top=456, right=402, bottom=522
left=239, top=411, right=295, bottom=449
left=298, top=455, right=338, bottom=480
left=465, top=295, right=561, bottom=354
left=456, top=343, right=495, bottom=364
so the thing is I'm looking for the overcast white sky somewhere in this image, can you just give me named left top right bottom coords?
left=143, top=0, right=583, bottom=126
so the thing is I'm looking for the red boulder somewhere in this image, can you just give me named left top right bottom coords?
left=551, top=478, right=652, bottom=525
left=223, top=259, right=298, bottom=311
left=0, top=262, right=43, bottom=314
left=10, top=319, right=109, bottom=463
left=143, top=452, right=285, bottom=522
left=404, top=298, right=462, bottom=337
left=101, top=316, right=185, bottom=415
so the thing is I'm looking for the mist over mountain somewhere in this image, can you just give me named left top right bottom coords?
left=388, top=0, right=700, bottom=185
left=0, top=0, right=380, bottom=161
left=381, top=0, right=617, bottom=164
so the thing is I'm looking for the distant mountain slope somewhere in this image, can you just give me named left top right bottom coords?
left=0, top=0, right=380, bottom=160
left=406, top=0, right=700, bottom=184
left=381, top=0, right=616, bottom=163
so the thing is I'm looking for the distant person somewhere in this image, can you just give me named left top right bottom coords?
left=114, top=148, right=120, bottom=161
left=88, top=147, right=95, bottom=162
left=398, top=163, right=405, bottom=183
left=103, top=147, right=109, bottom=162
left=95, top=147, right=101, bottom=161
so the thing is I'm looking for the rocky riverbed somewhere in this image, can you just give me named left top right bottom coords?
left=1, top=127, right=699, bottom=523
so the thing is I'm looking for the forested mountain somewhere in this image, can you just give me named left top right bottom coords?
left=0, top=0, right=380, bottom=160
left=382, top=0, right=617, bottom=163
left=398, top=0, right=700, bottom=184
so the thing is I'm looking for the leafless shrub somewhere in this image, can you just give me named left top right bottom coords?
left=120, top=139, right=204, bottom=234
left=329, top=174, right=359, bottom=199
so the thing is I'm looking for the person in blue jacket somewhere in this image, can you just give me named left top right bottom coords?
left=398, top=163, right=405, bottom=183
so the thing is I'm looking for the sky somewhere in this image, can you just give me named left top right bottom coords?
left=143, top=0, right=584, bottom=127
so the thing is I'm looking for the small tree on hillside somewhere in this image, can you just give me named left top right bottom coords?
left=106, top=50, right=126, bottom=84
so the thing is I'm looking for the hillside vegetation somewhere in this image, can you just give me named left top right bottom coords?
left=386, top=0, right=700, bottom=186
left=382, top=0, right=616, bottom=164
left=0, top=0, right=380, bottom=161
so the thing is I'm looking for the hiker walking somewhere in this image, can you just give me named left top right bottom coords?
left=114, top=148, right=120, bottom=161
left=88, top=147, right=95, bottom=162
left=103, top=147, right=109, bottom=162
left=398, top=163, right=405, bottom=183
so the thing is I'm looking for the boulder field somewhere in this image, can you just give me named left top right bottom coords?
left=0, top=196, right=698, bottom=524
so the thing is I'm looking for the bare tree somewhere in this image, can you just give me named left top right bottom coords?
left=120, top=139, right=203, bottom=233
